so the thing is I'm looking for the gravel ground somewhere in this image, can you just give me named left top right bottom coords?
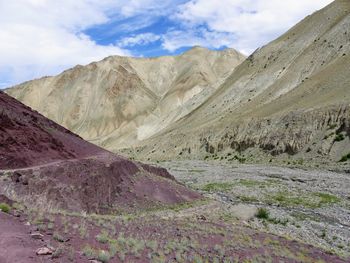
left=157, top=160, right=350, bottom=257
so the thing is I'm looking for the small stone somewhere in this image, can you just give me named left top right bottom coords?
left=36, top=247, right=53, bottom=255
left=197, top=215, right=207, bottom=221
left=31, top=232, right=44, bottom=240
left=24, top=222, right=31, bottom=226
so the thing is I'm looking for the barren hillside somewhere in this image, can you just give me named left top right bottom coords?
left=5, top=47, right=245, bottom=150
left=0, top=90, right=200, bottom=213
left=128, top=0, right=350, bottom=167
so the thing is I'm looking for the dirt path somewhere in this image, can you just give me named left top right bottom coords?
left=0, top=152, right=112, bottom=173
left=0, top=212, right=46, bottom=263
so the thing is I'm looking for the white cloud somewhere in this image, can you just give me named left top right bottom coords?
left=162, top=28, right=236, bottom=52
left=166, top=0, right=334, bottom=54
left=0, top=0, right=181, bottom=88
left=0, top=0, right=128, bottom=87
left=0, top=0, right=335, bottom=87
left=118, top=33, right=161, bottom=47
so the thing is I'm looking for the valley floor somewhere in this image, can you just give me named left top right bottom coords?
left=0, top=161, right=349, bottom=262
left=159, top=160, right=350, bottom=258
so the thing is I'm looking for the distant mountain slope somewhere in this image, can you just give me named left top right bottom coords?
left=127, top=0, right=350, bottom=166
left=5, top=47, right=245, bottom=150
left=0, top=91, right=200, bottom=213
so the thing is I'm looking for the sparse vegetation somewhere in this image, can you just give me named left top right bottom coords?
left=334, top=133, right=345, bottom=142
left=339, top=152, right=350, bottom=162
left=228, top=155, right=246, bottom=163
left=82, top=244, right=96, bottom=258
left=202, top=182, right=233, bottom=192
left=53, top=232, right=65, bottom=242
left=0, top=203, right=10, bottom=213
left=96, top=229, right=110, bottom=244
left=267, top=191, right=340, bottom=208
left=97, top=250, right=111, bottom=263
left=52, top=245, right=65, bottom=259
left=256, top=208, right=269, bottom=219
left=314, top=192, right=340, bottom=205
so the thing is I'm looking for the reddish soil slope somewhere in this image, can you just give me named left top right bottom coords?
left=0, top=90, right=103, bottom=169
left=0, top=91, right=200, bottom=213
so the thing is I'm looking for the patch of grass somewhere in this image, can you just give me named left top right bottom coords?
left=238, top=179, right=262, bottom=187
left=146, top=240, right=158, bottom=251
left=0, top=203, right=10, bottom=213
left=202, top=182, right=233, bottom=192
left=334, top=133, right=345, bottom=142
left=339, top=152, right=350, bottom=162
left=96, top=229, right=110, bottom=244
left=97, top=250, right=111, bottom=263
left=82, top=244, right=96, bottom=258
left=52, top=245, right=65, bottom=259
left=267, top=191, right=340, bottom=208
left=313, top=192, right=340, bottom=205
left=256, top=208, right=269, bottom=219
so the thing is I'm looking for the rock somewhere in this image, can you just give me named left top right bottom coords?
left=197, top=215, right=207, bottom=221
left=31, top=232, right=44, bottom=240
left=36, top=247, right=53, bottom=255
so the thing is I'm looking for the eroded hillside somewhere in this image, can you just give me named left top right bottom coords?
left=6, top=47, right=245, bottom=150
left=127, top=0, right=350, bottom=167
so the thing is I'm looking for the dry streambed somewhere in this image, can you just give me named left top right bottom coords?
left=160, top=160, right=350, bottom=258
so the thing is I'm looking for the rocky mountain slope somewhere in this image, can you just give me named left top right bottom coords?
left=0, top=90, right=200, bottom=213
left=5, top=1, right=350, bottom=167
left=125, top=0, right=350, bottom=166
left=5, top=47, right=245, bottom=150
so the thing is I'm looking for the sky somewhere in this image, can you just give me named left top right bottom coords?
left=0, top=0, right=333, bottom=89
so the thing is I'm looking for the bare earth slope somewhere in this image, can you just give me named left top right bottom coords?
left=0, top=90, right=200, bottom=213
left=5, top=47, right=245, bottom=150
left=129, top=0, right=350, bottom=167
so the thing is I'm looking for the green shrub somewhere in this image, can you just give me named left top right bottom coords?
left=334, top=134, right=345, bottom=142
left=339, top=153, right=350, bottom=162
left=0, top=203, right=10, bottom=213
left=82, top=244, right=96, bottom=258
left=256, top=208, right=269, bottom=220
left=97, top=250, right=111, bottom=263
left=96, top=229, right=109, bottom=243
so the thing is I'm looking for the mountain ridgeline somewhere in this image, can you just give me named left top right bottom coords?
left=6, top=47, right=245, bottom=150
left=5, top=0, right=350, bottom=167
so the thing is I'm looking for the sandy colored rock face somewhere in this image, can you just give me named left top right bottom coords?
left=124, top=0, right=350, bottom=165
left=5, top=47, right=245, bottom=150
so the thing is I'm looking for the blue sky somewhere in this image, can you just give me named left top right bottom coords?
left=0, top=0, right=333, bottom=88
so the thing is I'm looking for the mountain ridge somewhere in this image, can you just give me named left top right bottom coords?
left=5, top=47, right=245, bottom=150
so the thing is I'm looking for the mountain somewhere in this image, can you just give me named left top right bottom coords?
left=5, top=47, right=245, bottom=150
left=0, top=90, right=200, bottom=213
left=123, top=0, right=350, bottom=166
left=5, top=1, right=350, bottom=167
